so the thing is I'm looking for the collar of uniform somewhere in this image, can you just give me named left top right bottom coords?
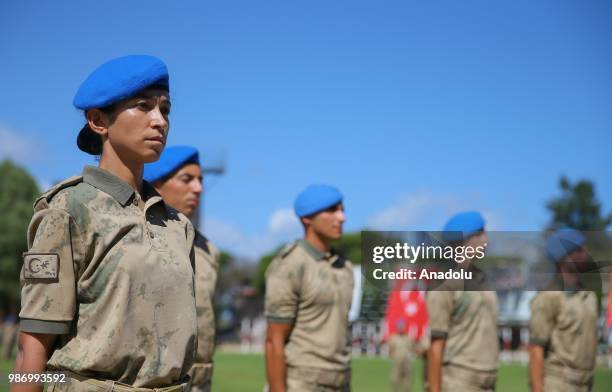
left=141, top=180, right=164, bottom=207
left=82, top=165, right=135, bottom=206
left=298, top=239, right=327, bottom=261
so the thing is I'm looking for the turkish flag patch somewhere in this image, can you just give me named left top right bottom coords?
left=23, top=253, right=59, bottom=280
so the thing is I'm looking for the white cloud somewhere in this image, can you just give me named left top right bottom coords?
left=367, top=192, right=437, bottom=229
left=366, top=190, right=504, bottom=231
left=203, top=207, right=302, bottom=261
left=268, top=207, right=301, bottom=234
left=0, top=124, right=51, bottom=191
left=204, top=217, right=245, bottom=245
left=0, top=125, right=40, bottom=163
left=480, top=210, right=504, bottom=231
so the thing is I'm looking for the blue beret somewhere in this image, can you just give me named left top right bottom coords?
left=144, top=146, right=200, bottom=183
left=546, top=228, right=586, bottom=262
left=73, top=55, right=169, bottom=110
left=294, top=185, right=343, bottom=218
left=442, top=211, right=485, bottom=243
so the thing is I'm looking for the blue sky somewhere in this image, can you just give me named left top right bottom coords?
left=1, top=1, right=611, bottom=259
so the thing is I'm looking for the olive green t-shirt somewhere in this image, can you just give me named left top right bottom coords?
left=265, top=240, right=354, bottom=371
left=19, top=166, right=197, bottom=388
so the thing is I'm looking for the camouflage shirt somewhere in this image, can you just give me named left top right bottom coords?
left=529, top=291, right=598, bottom=376
left=19, top=166, right=197, bottom=388
left=193, top=231, right=220, bottom=364
left=265, top=240, right=354, bottom=371
left=426, top=290, right=499, bottom=372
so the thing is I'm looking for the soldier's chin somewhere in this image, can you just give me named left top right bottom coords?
left=328, top=231, right=343, bottom=241
left=142, top=148, right=163, bottom=163
left=182, top=205, right=196, bottom=218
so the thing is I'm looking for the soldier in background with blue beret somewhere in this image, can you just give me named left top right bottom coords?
left=426, top=211, right=499, bottom=392
left=528, top=229, right=598, bottom=392
left=264, top=185, right=354, bottom=391
left=13, top=55, right=198, bottom=392
left=145, top=146, right=220, bottom=392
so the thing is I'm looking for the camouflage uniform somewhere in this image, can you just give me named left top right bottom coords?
left=388, top=333, right=425, bottom=392
left=19, top=166, right=197, bottom=391
left=426, top=288, right=499, bottom=392
left=265, top=240, right=354, bottom=392
left=188, top=232, right=220, bottom=392
left=529, top=291, right=598, bottom=392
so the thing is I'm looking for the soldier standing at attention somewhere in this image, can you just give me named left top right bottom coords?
left=528, top=228, right=598, bottom=392
left=264, top=185, right=354, bottom=392
left=12, top=55, right=198, bottom=392
left=426, top=211, right=498, bottom=392
left=144, top=145, right=220, bottom=392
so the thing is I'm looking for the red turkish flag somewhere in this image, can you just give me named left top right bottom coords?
left=383, top=273, right=429, bottom=342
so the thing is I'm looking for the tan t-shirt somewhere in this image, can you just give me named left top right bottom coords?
left=265, top=240, right=354, bottom=371
left=529, top=291, right=598, bottom=377
left=19, top=166, right=197, bottom=388
left=426, top=290, right=499, bottom=372
left=193, top=231, right=220, bottom=364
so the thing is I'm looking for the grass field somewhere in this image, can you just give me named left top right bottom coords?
left=2, top=353, right=612, bottom=391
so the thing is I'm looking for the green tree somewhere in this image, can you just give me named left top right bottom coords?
left=218, top=250, right=233, bottom=270
left=333, top=232, right=362, bottom=265
left=254, top=247, right=282, bottom=296
left=546, top=176, right=611, bottom=231
left=0, top=160, right=40, bottom=310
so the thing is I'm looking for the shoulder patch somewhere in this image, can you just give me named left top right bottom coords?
left=34, top=176, right=83, bottom=212
left=23, top=253, right=59, bottom=281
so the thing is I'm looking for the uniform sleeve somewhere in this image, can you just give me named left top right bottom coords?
left=426, top=291, right=454, bottom=339
left=264, top=258, right=301, bottom=323
left=19, top=208, right=77, bottom=334
left=529, top=292, right=559, bottom=346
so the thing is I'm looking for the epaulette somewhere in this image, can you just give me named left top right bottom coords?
left=279, top=242, right=298, bottom=259
left=33, top=176, right=83, bottom=212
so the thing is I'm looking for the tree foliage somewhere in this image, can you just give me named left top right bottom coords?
left=546, top=176, right=611, bottom=231
left=0, top=160, right=40, bottom=310
left=254, top=247, right=282, bottom=296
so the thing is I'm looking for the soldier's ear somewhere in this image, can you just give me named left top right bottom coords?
left=87, top=109, right=111, bottom=137
left=300, top=216, right=311, bottom=229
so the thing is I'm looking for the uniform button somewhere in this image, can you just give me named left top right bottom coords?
left=149, top=231, right=155, bottom=239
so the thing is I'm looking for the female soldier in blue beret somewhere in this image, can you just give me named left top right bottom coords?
left=12, top=55, right=198, bottom=392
